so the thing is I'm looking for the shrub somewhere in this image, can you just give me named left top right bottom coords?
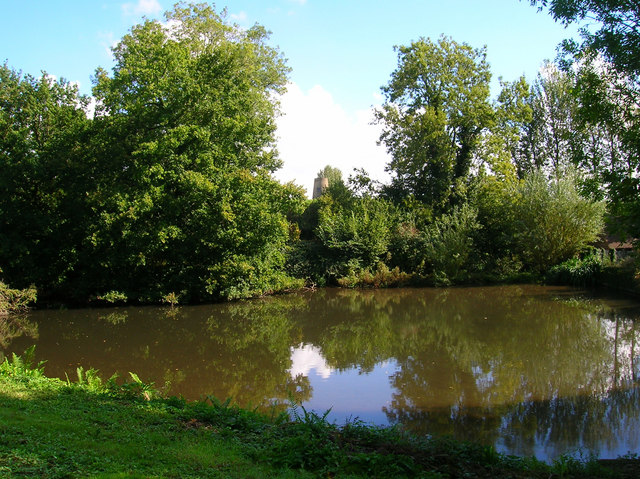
left=421, top=203, right=482, bottom=285
left=0, top=279, right=37, bottom=315
left=388, top=219, right=427, bottom=273
left=512, top=169, right=605, bottom=272
left=315, top=197, right=395, bottom=281
left=337, top=262, right=412, bottom=288
left=546, top=250, right=611, bottom=286
left=95, top=290, right=128, bottom=304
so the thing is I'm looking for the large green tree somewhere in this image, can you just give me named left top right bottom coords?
left=80, top=3, right=302, bottom=302
left=572, top=58, right=640, bottom=236
left=0, top=3, right=306, bottom=303
left=375, top=36, right=494, bottom=215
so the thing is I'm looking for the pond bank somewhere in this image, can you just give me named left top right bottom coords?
left=1, top=350, right=638, bottom=478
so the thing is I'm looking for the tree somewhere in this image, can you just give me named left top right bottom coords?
left=421, top=203, right=482, bottom=284
left=530, top=0, right=640, bottom=78
left=572, top=57, right=640, bottom=236
left=0, top=3, right=305, bottom=303
left=375, top=36, right=494, bottom=214
left=531, top=1, right=640, bottom=240
left=81, top=3, right=300, bottom=302
left=0, top=64, right=90, bottom=294
left=514, top=63, right=592, bottom=177
left=486, top=76, right=532, bottom=181
left=315, top=197, right=395, bottom=280
left=511, top=169, right=605, bottom=272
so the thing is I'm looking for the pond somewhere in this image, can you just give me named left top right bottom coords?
left=2, top=285, right=640, bottom=462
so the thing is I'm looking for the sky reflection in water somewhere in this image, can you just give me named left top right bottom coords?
left=2, top=285, right=640, bottom=462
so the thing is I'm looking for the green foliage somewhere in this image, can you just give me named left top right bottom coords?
left=114, top=372, right=160, bottom=401
left=472, top=176, right=521, bottom=276
left=0, top=63, right=91, bottom=293
left=596, top=253, right=640, bottom=296
left=316, top=164, right=343, bottom=186
left=0, top=279, right=37, bottom=315
left=0, top=4, right=305, bottom=304
left=482, top=76, right=531, bottom=181
left=422, top=203, right=482, bottom=285
left=285, top=239, right=327, bottom=286
left=524, top=64, right=583, bottom=175
left=376, top=35, right=493, bottom=214
left=315, top=197, right=395, bottom=281
left=531, top=1, right=640, bottom=239
left=337, top=262, right=411, bottom=288
left=547, top=250, right=612, bottom=287
left=96, top=290, right=128, bottom=304
left=511, top=169, right=606, bottom=272
left=72, top=366, right=104, bottom=392
left=531, top=0, right=640, bottom=78
left=0, top=345, right=45, bottom=378
left=571, top=58, right=640, bottom=238
left=162, top=291, right=180, bottom=307
left=387, top=217, right=426, bottom=273
left=3, top=4, right=636, bottom=299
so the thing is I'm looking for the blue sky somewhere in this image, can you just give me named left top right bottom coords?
left=0, top=0, right=580, bottom=196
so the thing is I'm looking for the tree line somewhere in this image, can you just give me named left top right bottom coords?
left=0, top=1, right=637, bottom=306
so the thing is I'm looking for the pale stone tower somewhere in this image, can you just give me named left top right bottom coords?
left=312, top=177, right=329, bottom=199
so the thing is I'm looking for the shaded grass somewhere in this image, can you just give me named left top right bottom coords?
left=0, top=348, right=635, bottom=478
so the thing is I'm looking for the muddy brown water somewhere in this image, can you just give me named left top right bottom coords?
left=3, top=285, right=640, bottom=462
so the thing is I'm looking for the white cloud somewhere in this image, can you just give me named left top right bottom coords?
left=230, top=11, right=248, bottom=22
left=289, top=344, right=332, bottom=379
left=289, top=0, right=307, bottom=5
left=122, top=0, right=162, bottom=17
left=98, top=31, right=118, bottom=57
left=274, top=83, right=391, bottom=197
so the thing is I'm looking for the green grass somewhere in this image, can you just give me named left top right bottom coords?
left=0, top=347, right=634, bottom=478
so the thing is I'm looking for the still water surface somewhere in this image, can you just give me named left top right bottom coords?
left=3, top=285, right=640, bottom=461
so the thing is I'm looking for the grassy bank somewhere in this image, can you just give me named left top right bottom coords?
left=2, top=349, right=638, bottom=478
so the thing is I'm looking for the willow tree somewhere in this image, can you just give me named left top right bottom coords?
left=375, top=36, right=494, bottom=215
left=512, top=169, right=605, bottom=272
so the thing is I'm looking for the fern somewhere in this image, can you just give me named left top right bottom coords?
left=0, top=345, right=45, bottom=377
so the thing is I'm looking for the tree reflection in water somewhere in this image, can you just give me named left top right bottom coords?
left=298, top=287, right=640, bottom=459
left=2, top=285, right=639, bottom=460
left=0, top=314, right=38, bottom=354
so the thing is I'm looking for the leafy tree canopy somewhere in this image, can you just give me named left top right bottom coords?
left=0, top=3, right=305, bottom=303
left=511, top=168, right=605, bottom=272
left=530, top=0, right=640, bottom=78
left=376, top=36, right=494, bottom=215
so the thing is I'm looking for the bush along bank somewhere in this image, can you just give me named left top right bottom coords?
left=546, top=250, right=640, bottom=297
left=2, top=347, right=634, bottom=479
left=0, top=277, right=36, bottom=316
